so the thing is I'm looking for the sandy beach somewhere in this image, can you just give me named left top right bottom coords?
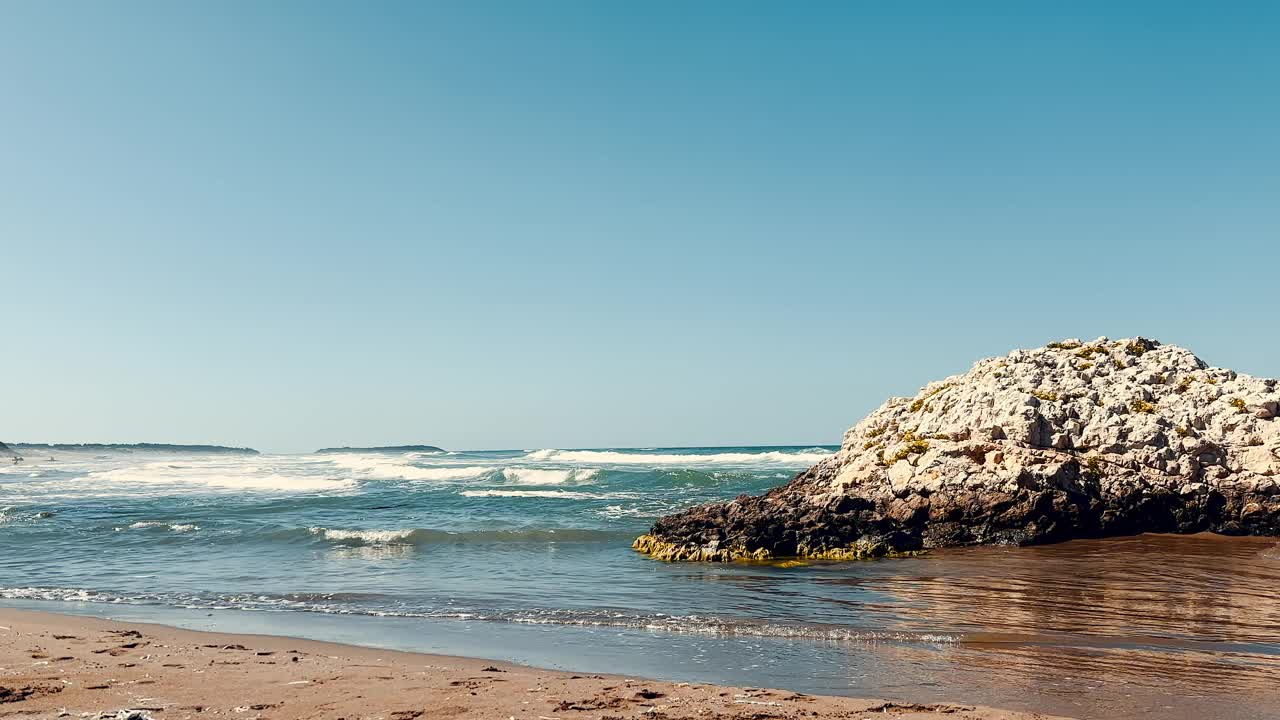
left=0, top=608, right=1072, bottom=720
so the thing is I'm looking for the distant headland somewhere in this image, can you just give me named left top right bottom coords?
left=7, top=443, right=260, bottom=455
left=314, top=445, right=445, bottom=454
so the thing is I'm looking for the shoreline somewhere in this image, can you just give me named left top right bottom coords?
left=0, top=607, right=1073, bottom=720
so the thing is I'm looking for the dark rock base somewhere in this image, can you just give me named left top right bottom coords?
left=634, top=462, right=1280, bottom=562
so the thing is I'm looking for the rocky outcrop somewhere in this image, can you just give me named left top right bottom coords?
left=635, top=338, right=1280, bottom=561
left=0, top=441, right=18, bottom=460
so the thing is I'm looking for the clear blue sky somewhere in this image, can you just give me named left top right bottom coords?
left=2, top=2, right=1276, bottom=453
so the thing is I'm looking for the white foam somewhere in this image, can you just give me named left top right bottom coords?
left=121, top=521, right=200, bottom=532
left=522, top=448, right=832, bottom=466
left=460, top=489, right=620, bottom=500
left=90, top=463, right=353, bottom=493
left=326, top=454, right=494, bottom=482
left=501, top=467, right=599, bottom=485
left=0, top=587, right=100, bottom=602
left=204, top=474, right=350, bottom=492
left=595, top=504, right=650, bottom=519
left=400, top=465, right=495, bottom=481
left=309, top=527, right=414, bottom=544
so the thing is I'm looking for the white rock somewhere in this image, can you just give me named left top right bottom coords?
left=828, top=337, right=1280, bottom=497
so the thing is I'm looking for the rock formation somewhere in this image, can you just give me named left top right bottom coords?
left=635, top=338, right=1280, bottom=561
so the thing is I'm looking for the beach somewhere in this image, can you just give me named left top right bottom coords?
left=0, top=608, right=1069, bottom=720
left=7, top=1, right=1278, bottom=717
left=4, top=447, right=1280, bottom=719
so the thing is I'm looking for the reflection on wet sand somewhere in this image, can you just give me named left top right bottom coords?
left=827, top=533, right=1280, bottom=719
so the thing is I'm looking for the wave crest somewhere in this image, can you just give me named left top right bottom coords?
left=89, top=463, right=354, bottom=493
left=308, top=527, right=415, bottom=545
left=120, top=521, right=200, bottom=533
left=522, top=448, right=832, bottom=466
left=460, top=489, right=626, bottom=500
left=325, top=455, right=494, bottom=481
left=500, top=467, right=599, bottom=485
left=305, top=526, right=625, bottom=546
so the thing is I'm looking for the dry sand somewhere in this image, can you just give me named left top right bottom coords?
left=0, top=608, right=1074, bottom=720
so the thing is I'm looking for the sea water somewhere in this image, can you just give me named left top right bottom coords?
left=2, top=446, right=1278, bottom=719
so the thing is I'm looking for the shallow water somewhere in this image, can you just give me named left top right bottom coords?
left=2, top=446, right=1278, bottom=719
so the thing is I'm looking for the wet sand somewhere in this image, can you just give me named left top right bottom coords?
left=0, top=608, right=1072, bottom=720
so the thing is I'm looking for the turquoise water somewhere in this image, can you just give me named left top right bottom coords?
left=3, top=446, right=1279, bottom=719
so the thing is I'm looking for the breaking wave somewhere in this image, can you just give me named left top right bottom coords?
left=522, top=448, right=832, bottom=466
left=309, top=527, right=416, bottom=544
left=88, top=462, right=354, bottom=493
left=459, top=489, right=629, bottom=500
left=120, top=521, right=200, bottom=533
left=306, top=526, right=626, bottom=546
left=500, top=467, right=599, bottom=485
left=325, top=454, right=495, bottom=481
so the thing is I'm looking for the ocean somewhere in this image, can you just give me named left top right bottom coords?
left=2, top=445, right=1278, bottom=719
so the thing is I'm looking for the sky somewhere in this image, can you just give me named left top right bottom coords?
left=2, top=2, right=1277, bottom=453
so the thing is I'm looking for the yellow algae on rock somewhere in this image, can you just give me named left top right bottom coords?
left=631, top=534, right=774, bottom=562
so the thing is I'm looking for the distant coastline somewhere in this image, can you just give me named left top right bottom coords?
left=313, top=444, right=444, bottom=454
left=9, top=442, right=260, bottom=455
